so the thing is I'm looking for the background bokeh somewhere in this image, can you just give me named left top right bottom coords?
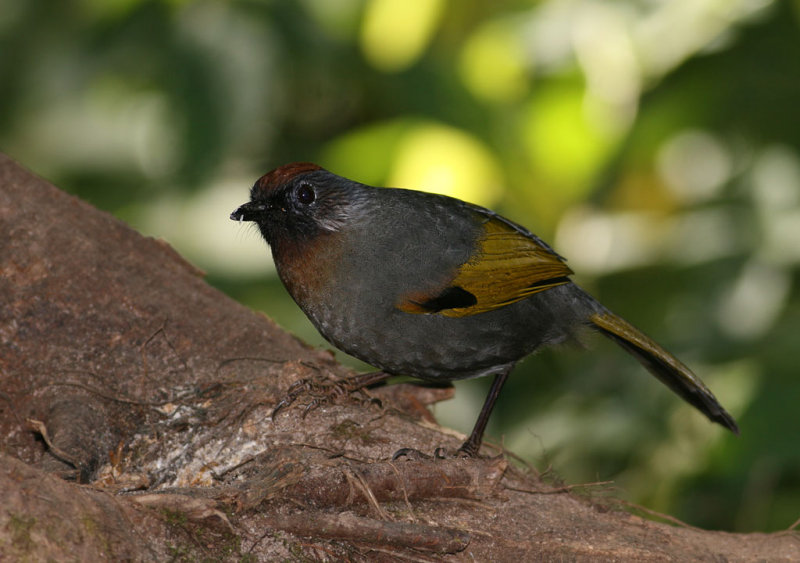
left=2, top=0, right=798, bottom=533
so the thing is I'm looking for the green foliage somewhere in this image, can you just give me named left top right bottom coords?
left=2, top=0, right=798, bottom=532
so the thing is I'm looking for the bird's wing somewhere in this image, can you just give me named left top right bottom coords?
left=396, top=212, right=573, bottom=318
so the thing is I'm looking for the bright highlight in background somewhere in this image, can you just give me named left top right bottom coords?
left=389, top=123, right=502, bottom=207
left=360, top=0, right=445, bottom=72
left=459, top=19, right=530, bottom=103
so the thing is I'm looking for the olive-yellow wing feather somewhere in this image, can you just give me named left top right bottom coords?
left=397, top=215, right=573, bottom=318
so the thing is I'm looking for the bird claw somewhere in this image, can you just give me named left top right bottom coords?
left=392, top=447, right=432, bottom=461
left=271, top=377, right=347, bottom=419
left=272, top=374, right=385, bottom=420
left=271, top=379, right=315, bottom=418
left=391, top=446, right=464, bottom=461
left=456, top=442, right=479, bottom=458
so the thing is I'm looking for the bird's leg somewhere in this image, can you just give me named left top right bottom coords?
left=272, top=370, right=392, bottom=419
left=392, top=367, right=512, bottom=460
left=457, top=367, right=512, bottom=457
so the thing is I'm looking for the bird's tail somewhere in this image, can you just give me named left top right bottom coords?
left=589, top=311, right=739, bottom=434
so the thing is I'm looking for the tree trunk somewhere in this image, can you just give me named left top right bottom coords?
left=0, top=153, right=795, bottom=561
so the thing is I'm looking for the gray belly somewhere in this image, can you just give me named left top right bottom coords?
left=305, top=283, right=590, bottom=381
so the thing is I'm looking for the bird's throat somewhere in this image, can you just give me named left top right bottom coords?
left=272, top=234, right=343, bottom=306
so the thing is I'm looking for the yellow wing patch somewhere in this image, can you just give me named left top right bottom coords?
left=397, top=216, right=573, bottom=318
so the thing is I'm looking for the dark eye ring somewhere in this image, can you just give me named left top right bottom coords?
left=296, top=183, right=315, bottom=205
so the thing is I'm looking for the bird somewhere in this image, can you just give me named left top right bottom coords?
left=231, top=162, right=739, bottom=456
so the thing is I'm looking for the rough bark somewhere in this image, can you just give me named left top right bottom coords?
left=0, top=153, right=796, bottom=561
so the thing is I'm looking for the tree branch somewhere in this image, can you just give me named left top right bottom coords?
left=1, top=153, right=796, bottom=561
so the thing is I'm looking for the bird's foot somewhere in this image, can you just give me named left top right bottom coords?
left=455, top=439, right=480, bottom=458
left=391, top=446, right=475, bottom=461
left=392, top=447, right=440, bottom=461
left=271, top=378, right=346, bottom=419
left=272, top=371, right=391, bottom=420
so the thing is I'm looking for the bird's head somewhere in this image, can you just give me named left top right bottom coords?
left=231, top=162, right=364, bottom=246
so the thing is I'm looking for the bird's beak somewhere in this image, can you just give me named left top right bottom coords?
left=230, top=201, right=266, bottom=222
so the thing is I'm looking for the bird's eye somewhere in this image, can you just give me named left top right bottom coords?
left=296, top=183, right=315, bottom=205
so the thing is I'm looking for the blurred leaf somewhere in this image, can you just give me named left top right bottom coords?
left=321, top=119, right=414, bottom=186
left=459, top=17, right=530, bottom=103
left=389, top=121, right=502, bottom=206
left=360, top=0, right=445, bottom=72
